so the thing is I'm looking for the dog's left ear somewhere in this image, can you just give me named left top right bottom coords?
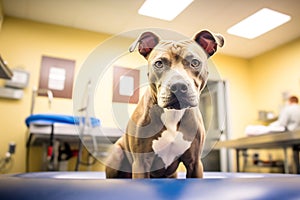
left=194, top=30, right=224, bottom=57
left=129, top=32, right=160, bottom=58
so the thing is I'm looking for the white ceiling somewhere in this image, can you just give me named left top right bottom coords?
left=2, top=0, right=300, bottom=58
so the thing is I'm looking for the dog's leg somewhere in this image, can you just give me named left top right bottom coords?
left=131, top=145, right=155, bottom=178
left=132, top=154, right=154, bottom=178
left=193, top=160, right=204, bottom=178
left=132, top=161, right=150, bottom=178
left=182, top=137, right=204, bottom=178
left=184, top=159, right=203, bottom=178
left=105, top=137, right=131, bottom=178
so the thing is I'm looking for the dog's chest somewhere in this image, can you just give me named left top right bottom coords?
left=152, top=109, right=192, bottom=168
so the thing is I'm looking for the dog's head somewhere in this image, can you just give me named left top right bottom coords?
left=130, top=30, right=224, bottom=110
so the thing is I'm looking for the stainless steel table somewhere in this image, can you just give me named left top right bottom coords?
left=215, top=131, right=300, bottom=173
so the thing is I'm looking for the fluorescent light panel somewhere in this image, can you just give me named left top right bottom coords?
left=227, top=8, right=291, bottom=39
left=138, top=0, right=193, bottom=21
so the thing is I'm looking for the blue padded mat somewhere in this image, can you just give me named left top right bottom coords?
left=25, top=114, right=100, bottom=127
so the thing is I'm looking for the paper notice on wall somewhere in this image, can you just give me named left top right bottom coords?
left=119, top=75, right=134, bottom=96
left=48, top=67, right=66, bottom=90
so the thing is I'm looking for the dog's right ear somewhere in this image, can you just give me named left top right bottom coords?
left=129, top=32, right=160, bottom=58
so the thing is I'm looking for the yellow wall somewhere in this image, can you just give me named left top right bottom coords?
left=0, top=17, right=110, bottom=173
left=250, top=38, right=300, bottom=115
left=0, top=2, right=3, bottom=30
left=213, top=55, right=256, bottom=139
left=1, top=16, right=300, bottom=173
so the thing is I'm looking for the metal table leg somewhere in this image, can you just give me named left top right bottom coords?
left=283, top=147, right=289, bottom=174
left=293, top=145, right=300, bottom=174
left=236, top=149, right=240, bottom=172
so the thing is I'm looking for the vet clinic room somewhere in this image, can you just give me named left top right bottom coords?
left=0, top=0, right=300, bottom=199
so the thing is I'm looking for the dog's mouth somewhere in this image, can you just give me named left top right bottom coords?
left=160, top=94, right=198, bottom=110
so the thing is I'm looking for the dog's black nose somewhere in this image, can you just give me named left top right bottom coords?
left=170, top=81, right=188, bottom=94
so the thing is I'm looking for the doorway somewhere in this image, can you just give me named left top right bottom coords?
left=200, top=80, right=230, bottom=172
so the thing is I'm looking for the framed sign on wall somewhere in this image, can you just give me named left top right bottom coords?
left=38, top=55, right=75, bottom=99
left=112, top=66, right=140, bottom=104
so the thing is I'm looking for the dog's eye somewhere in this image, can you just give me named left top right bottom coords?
left=154, top=60, right=163, bottom=68
left=191, top=59, right=201, bottom=68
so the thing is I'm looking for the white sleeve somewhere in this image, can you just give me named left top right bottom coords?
left=277, top=107, right=289, bottom=127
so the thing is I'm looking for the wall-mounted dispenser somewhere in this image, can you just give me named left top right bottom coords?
left=0, top=67, right=30, bottom=100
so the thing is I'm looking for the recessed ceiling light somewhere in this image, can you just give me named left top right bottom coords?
left=138, top=0, right=193, bottom=21
left=227, top=8, right=291, bottom=39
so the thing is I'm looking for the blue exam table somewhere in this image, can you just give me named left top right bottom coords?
left=25, top=114, right=101, bottom=171
left=0, top=172, right=299, bottom=200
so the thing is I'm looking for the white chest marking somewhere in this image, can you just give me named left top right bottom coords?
left=152, top=109, right=192, bottom=168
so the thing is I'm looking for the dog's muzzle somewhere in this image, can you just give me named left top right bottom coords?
left=159, top=80, right=198, bottom=110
